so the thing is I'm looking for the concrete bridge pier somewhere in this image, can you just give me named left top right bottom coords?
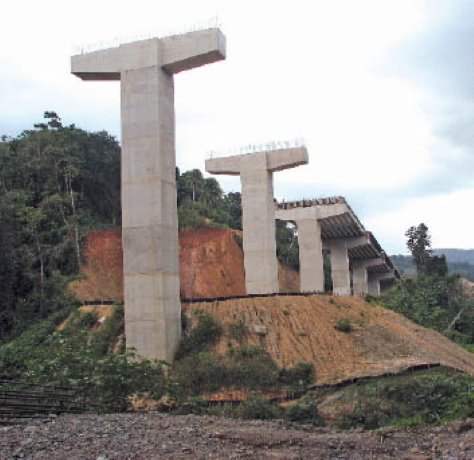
left=275, top=201, right=348, bottom=293
left=206, top=147, right=308, bottom=294
left=352, top=258, right=384, bottom=295
left=327, top=239, right=352, bottom=295
left=72, top=28, right=226, bottom=362
left=368, top=272, right=396, bottom=296
left=297, top=219, right=324, bottom=292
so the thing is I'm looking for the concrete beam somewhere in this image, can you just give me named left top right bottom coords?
left=275, top=202, right=348, bottom=222
left=72, top=28, right=226, bottom=80
left=267, top=147, right=308, bottom=172
left=206, top=147, right=308, bottom=294
left=162, top=29, right=226, bottom=74
left=71, top=28, right=226, bottom=362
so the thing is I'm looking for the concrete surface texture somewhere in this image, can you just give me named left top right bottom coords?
left=71, top=28, right=226, bottom=361
left=275, top=202, right=349, bottom=293
left=206, top=147, right=308, bottom=294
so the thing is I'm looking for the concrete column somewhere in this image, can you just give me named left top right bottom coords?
left=241, top=164, right=279, bottom=294
left=120, top=66, right=181, bottom=362
left=368, top=272, right=396, bottom=296
left=368, top=277, right=381, bottom=296
left=72, top=29, right=226, bottom=361
left=351, top=258, right=384, bottom=296
left=297, top=219, right=324, bottom=292
left=206, top=147, right=308, bottom=295
left=328, top=240, right=351, bottom=295
left=352, top=262, right=369, bottom=296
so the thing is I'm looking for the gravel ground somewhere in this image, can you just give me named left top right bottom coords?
left=0, top=413, right=473, bottom=459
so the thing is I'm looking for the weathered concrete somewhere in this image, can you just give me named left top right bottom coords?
left=72, top=28, right=226, bottom=361
left=275, top=202, right=348, bottom=292
left=206, top=147, right=308, bottom=294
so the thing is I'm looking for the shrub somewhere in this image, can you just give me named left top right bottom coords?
left=228, top=320, right=245, bottom=343
left=285, top=398, right=324, bottom=425
left=335, top=317, right=352, bottom=332
left=238, top=396, right=282, bottom=420
left=279, top=362, right=314, bottom=387
left=229, top=347, right=279, bottom=390
left=175, top=311, right=222, bottom=360
left=172, top=352, right=228, bottom=397
left=339, top=399, right=390, bottom=430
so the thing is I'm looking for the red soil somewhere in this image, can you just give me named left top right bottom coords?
left=69, top=229, right=123, bottom=302
left=179, top=228, right=246, bottom=299
left=71, top=227, right=294, bottom=301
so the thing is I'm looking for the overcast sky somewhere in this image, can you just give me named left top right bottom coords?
left=1, top=0, right=472, bottom=254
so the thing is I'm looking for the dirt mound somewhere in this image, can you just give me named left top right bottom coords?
left=183, top=295, right=474, bottom=384
left=70, top=228, right=300, bottom=301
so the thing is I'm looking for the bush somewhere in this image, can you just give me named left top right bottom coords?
left=238, top=395, right=282, bottom=420
left=335, top=317, right=352, bottom=332
left=228, top=321, right=245, bottom=343
left=339, top=399, right=390, bottom=430
left=279, top=363, right=314, bottom=387
left=285, top=398, right=324, bottom=425
left=172, top=352, right=228, bottom=397
left=175, top=311, right=222, bottom=360
left=229, top=346, right=279, bottom=390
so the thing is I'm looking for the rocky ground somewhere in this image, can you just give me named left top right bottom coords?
left=0, top=413, right=473, bottom=459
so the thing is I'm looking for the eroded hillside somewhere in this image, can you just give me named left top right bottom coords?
left=70, top=228, right=299, bottom=301
left=184, top=295, right=474, bottom=384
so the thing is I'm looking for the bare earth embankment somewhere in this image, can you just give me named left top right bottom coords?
left=1, top=412, right=473, bottom=459
left=184, top=295, right=474, bottom=384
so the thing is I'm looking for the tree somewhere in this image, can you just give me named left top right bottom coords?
left=405, top=223, right=447, bottom=276
left=405, top=223, right=431, bottom=274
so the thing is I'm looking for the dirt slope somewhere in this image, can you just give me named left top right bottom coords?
left=184, top=295, right=474, bottom=384
left=69, top=229, right=123, bottom=301
left=70, top=228, right=299, bottom=301
left=179, top=228, right=246, bottom=299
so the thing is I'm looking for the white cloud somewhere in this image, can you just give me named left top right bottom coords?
left=365, top=188, right=474, bottom=254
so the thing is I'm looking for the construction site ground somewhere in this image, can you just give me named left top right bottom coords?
left=1, top=412, right=473, bottom=459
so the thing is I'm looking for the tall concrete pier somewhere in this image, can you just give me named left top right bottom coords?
left=206, top=147, right=308, bottom=294
left=72, top=29, right=226, bottom=361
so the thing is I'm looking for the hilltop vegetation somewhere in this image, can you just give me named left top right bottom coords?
left=383, top=224, right=474, bottom=346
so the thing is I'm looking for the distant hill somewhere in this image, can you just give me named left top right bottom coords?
left=391, top=249, right=474, bottom=281
left=433, top=248, right=474, bottom=265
